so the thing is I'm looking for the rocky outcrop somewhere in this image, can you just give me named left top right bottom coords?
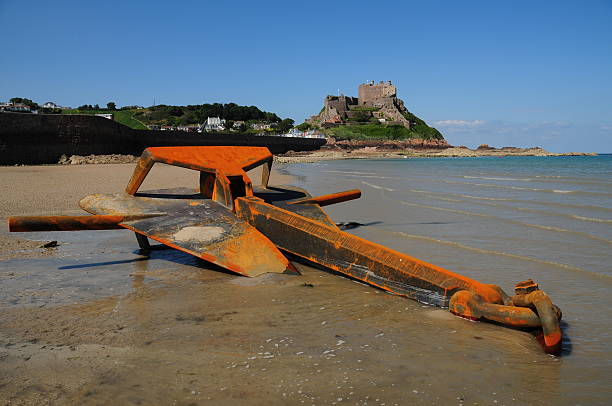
left=326, top=137, right=450, bottom=150
left=275, top=144, right=596, bottom=163
left=309, top=81, right=417, bottom=129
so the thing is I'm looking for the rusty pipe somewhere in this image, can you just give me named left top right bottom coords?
left=8, top=214, right=162, bottom=232
left=288, top=189, right=361, bottom=207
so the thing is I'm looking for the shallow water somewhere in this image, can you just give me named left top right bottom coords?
left=285, top=155, right=612, bottom=405
left=0, top=229, right=564, bottom=405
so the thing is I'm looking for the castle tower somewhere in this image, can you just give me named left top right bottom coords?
left=358, top=81, right=397, bottom=105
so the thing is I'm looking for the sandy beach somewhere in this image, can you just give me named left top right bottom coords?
left=0, top=160, right=599, bottom=405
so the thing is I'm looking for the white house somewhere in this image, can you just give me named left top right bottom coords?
left=0, top=103, right=32, bottom=113
left=201, top=117, right=226, bottom=132
left=251, top=122, right=273, bottom=131
left=42, top=102, right=60, bottom=109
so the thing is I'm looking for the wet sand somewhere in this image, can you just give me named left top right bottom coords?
left=1, top=163, right=565, bottom=405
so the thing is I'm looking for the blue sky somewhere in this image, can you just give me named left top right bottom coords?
left=1, top=0, right=611, bottom=152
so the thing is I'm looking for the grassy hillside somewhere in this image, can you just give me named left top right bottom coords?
left=324, top=123, right=443, bottom=141
left=62, top=109, right=148, bottom=130
left=111, top=110, right=149, bottom=130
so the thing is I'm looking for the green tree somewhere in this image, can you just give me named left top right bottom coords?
left=296, top=122, right=312, bottom=131
left=10, top=97, right=39, bottom=110
left=168, top=106, right=183, bottom=116
left=107, top=102, right=116, bottom=110
left=263, top=112, right=281, bottom=123
left=276, top=118, right=295, bottom=133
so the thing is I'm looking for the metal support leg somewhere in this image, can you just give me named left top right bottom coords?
left=135, top=232, right=151, bottom=254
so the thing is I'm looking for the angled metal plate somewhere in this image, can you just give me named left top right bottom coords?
left=80, top=188, right=291, bottom=277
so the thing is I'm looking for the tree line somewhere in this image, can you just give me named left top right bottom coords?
left=135, top=103, right=282, bottom=126
left=6, top=97, right=298, bottom=133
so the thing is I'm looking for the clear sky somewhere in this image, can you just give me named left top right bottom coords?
left=1, top=0, right=611, bottom=152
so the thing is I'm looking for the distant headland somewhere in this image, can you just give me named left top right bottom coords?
left=303, top=80, right=445, bottom=143
left=283, top=81, right=595, bottom=161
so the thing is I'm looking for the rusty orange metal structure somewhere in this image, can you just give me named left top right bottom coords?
left=7, top=146, right=563, bottom=354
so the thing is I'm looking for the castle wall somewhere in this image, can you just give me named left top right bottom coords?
left=326, top=96, right=358, bottom=116
left=358, top=81, right=397, bottom=105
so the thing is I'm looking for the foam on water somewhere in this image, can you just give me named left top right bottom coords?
left=360, top=181, right=394, bottom=192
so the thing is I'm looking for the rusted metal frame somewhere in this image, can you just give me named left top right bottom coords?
left=244, top=173, right=254, bottom=196
left=212, top=172, right=233, bottom=209
left=288, top=189, right=362, bottom=207
left=235, top=197, right=505, bottom=307
left=211, top=168, right=257, bottom=212
left=199, top=171, right=216, bottom=198
left=241, top=154, right=272, bottom=173
left=128, top=147, right=264, bottom=211
left=261, top=159, right=272, bottom=188
left=231, top=173, right=254, bottom=199
left=126, top=149, right=156, bottom=195
left=143, top=146, right=273, bottom=177
left=134, top=232, right=151, bottom=251
left=126, top=150, right=214, bottom=196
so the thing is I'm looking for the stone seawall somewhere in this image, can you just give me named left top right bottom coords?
left=0, top=113, right=325, bottom=165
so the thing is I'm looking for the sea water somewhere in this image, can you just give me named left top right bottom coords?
left=285, top=154, right=612, bottom=404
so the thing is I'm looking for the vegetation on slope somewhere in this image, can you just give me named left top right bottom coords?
left=62, top=109, right=148, bottom=130
left=60, top=102, right=287, bottom=131
left=401, top=111, right=444, bottom=139
left=133, top=103, right=281, bottom=127
left=320, top=107, right=444, bottom=141
left=304, top=101, right=444, bottom=141
left=324, top=123, right=442, bottom=141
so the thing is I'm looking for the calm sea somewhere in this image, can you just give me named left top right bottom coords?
left=285, top=154, right=612, bottom=404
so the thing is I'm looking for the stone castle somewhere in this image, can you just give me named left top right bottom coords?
left=309, top=81, right=412, bottom=128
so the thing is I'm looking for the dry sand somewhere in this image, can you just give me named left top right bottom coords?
left=1, top=162, right=561, bottom=405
